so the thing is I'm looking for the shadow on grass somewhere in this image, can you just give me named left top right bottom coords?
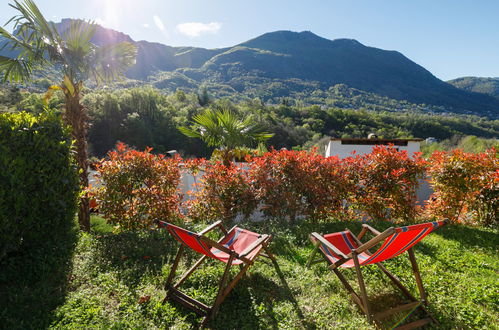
left=0, top=219, right=79, bottom=330
left=437, top=224, right=499, bottom=251
left=89, top=229, right=177, bottom=289
left=211, top=256, right=314, bottom=329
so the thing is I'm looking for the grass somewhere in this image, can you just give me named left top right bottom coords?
left=0, top=215, right=497, bottom=329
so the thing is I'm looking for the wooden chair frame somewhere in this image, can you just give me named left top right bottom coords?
left=307, top=223, right=441, bottom=329
left=163, top=220, right=277, bottom=328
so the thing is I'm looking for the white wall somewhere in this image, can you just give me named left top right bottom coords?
left=324, top=140, right=433, bottom=203
left=325, top=140, right=421, bottom=158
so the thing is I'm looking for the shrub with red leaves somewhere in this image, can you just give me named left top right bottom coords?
left=345, top=145, right=426, bottom=222
left=249, top=149, right=355, bottom=222
left=185, top=159, right=257, bottom=223
left=426, top=148, right=498, bottom=225
left=92, top=143, right=182, bottom=230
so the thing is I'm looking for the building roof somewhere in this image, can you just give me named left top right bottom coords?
left=329, top=138, right=423, bottom=146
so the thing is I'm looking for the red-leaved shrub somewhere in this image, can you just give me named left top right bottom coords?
left=345, top=146, right=426, bottom=222
left=91, top=143, right=182, bottom=230
left=185, top=159, right=257, bottom=223
left=249, top=149, right=354, bottom=221
left=426, top=148, right=498, bottom=225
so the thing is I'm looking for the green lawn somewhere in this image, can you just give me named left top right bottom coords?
left=1, top=216, right=497, bottom=329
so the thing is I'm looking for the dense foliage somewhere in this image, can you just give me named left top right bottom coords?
left=2, top=86, right=498, bottom=159
left=91, top=143, right=182, bottom=230
left=94, top=144, right=497, bottom=227
left=0, top=111, right=78, bottom=260
left=0, top=1, right=138, bottom=232
left=448, top=76, right=499, bottom=100
left=249, top=149, right=353, bottom=221
left=185, top=159, right=257, bottom=223
left=426, top=148, right=498, bottom=226
left=421, top=135, right=498, bottom=156
left=345, top=146, right=425, bottom=222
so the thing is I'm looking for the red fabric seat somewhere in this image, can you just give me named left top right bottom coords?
left=320, top=231, right=371, bottom=268
left=211, top=227, right=263, bottom=264
left=314, top=221, right=446, bottom=268
left=159, top=222, right=263, bottom=265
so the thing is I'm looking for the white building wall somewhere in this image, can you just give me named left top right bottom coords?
left=324, top=139, right=433, bottom=203
left=325, top=140, right=421, bottom=159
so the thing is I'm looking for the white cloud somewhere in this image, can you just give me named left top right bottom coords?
left=143, top=23, right=150, bottom=28
left=176, top=22, right=222, bottom=37
left=153, top=15, right=165, bottom=31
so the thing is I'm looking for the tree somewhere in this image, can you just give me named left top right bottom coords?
left=197, top=86, right=211, bottom=107
left=0, top=0, right=137, bottom=231
left=179, top=108, right=273, bottom=165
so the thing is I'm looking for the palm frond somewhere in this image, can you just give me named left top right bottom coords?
left=178, top=108, right=273, bottom=151
left=90, top=42, right=137, bottom=83
left=0, top=55, right=33, bottom=83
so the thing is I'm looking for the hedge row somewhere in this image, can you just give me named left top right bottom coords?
left=92, top=144, right=497, bottom=229
left=0, top=111, right=79, bottom=260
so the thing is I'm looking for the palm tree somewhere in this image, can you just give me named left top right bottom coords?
left=0, top=0, right=137, bottom=231
left=179, top=108, right=273, bottom=165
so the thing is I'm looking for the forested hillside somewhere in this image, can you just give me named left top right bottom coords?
left=448, top=77, right=499, bottom=99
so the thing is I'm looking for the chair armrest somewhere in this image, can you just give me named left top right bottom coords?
left=198, top=220, right=227, bottom=235
left=310, top=232, right=349, bottom=259
left=350, top=227, right=395, bottom=256
left=239, top=234, right=269, bottom=258
left=362, top=224, right=381, bottom=236
left=154, top=219, right=168, bottom=228
left=199, top=236, right=237, bottom=256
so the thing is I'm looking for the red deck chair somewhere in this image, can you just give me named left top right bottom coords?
left=307, top=220, right=448, bottom=329
left=157, top=220, right=276, bottom=327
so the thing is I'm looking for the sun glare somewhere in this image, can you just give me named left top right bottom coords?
left=90, top=0, right=136, bottom=29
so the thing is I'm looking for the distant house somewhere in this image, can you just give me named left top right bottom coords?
left=325, top=137, right=423, bottom=159
left=325, top=137, right=432, bottom=203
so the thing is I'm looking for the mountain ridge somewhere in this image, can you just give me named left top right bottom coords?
left=1, top=20, right=498, bottom=116
left=448, top=76, right=499, bottom=100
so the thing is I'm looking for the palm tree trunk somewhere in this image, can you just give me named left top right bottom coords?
left=64, top=91, right=90, bottom=231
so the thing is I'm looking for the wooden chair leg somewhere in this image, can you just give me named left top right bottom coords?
left=201, top=254, right=235, bottom=327
left=377, top=259, right=438, bottom=325
left=353, top=253, right=372, bottom=323
left=306, top=240, right=321, bottom=268
left=376, top=262, right=418, bottom=302
left=263, top=243, right=277, bottom=263
left=332, top=268, right=368, bottom=315
left=407, top=248, right=427, bottom=303
left=163, top=245, right=184, bottom=303
left=165, top=245, right=184, bottom=289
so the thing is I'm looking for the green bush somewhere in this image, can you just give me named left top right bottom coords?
left=0, top=111, right=79, bottom=260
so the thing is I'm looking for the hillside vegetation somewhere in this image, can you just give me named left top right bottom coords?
left=3, top=86, right=497, bottom=158
left=448, top=77, right=499, bottom=99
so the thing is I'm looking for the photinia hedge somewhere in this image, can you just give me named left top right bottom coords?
left=249, top=149, right=355, bottom=221
left=426, top=148, right=498, bottom=225
left=345, top=146, right=426, bottom=222
left=93, top=144, right=496, bottom=227
left=185, top=159, right=257, bottom=224
left=91, top=142, right=182, bottom=230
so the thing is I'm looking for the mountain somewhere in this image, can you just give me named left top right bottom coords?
left=1, top=20, right=499, bottom=117
left=448, top=77, right=499, bottom=99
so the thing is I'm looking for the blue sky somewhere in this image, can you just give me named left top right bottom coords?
left=1, top=0, right=498, bottom=80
